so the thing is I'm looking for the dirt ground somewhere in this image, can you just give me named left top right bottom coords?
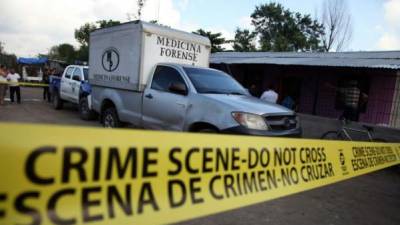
left=1, top=87, right=399, bottom=225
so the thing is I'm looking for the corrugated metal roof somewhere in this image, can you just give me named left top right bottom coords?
left=210, top=51, right=400, bottom=70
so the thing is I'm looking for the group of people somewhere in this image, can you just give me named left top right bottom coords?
left=0, top=65, right=22, bottom=105
left=256, top=81, right=367, bottom=122
left=259, top=85, right=297, bottom=110
left=0, top=65, right=57, bottom=105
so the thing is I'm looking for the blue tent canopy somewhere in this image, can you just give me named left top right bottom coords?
left=17, top=57, right=48, bottom=65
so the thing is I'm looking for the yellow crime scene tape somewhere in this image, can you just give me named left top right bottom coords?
left=0, top=81, right=48, bottom=87
left=0, top=123, right=399, bottom=225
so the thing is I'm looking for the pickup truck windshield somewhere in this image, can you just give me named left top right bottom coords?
left=83, top=68, right=89, bottom=80
left=184, top=67, right=247, bottom=95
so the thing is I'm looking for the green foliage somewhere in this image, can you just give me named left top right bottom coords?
left=193, top=29, right=226, bottom=53
left=74, top=20, right=121, bottom=47
left=251, top=3, right=325, bottom=52
left=97, top=20, right=121, bottom=29
left=233, top=29, right=257, bottom=52
left=75, top=45, right=89, bottom=62
left=73, top=20, right=121, bottom=62
left=48, top=43, right=76, bottom=64
left=74, top=23, right=97, bottom=47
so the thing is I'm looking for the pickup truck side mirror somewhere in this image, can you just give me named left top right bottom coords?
left=168, top=82, right=187, bottom=95
left=72, top=75, right=81, bottom=82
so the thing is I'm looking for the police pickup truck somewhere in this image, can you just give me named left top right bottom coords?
left=50, top=65, right=96, bottom=120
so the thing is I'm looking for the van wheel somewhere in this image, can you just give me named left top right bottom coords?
left=102, top=107, right=120, bottom=128
left=79, top=97, right=96, bottom=120
left=53, top=92, right=63, bottom=110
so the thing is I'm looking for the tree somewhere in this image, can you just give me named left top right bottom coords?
left=251, top=3, right=325, bottom=52
left=74, top=23, right=97, bottom=47
left=74, top=20, right=120, bottom=61
left=0, top=42, right=3, bottom=54
left=233, top=28, right=257, bottom=52
left=137, top=0, right=146, bottom=19
left=97, top=20, right=121, bottom=29
left=75, top=45, right=89, bottom=62
left=48, top=43, right=76, bottom=64
left=74, top=20, right=121, bottom=47
left=193, top=29, right=226, bottom=53
left=321, top=0, right=352, bottom=51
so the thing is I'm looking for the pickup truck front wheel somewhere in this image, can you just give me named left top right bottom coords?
left=102, top=107, right=121, bottom=128
left=197, top=128, right=218, bottom=133
left=79, top=97, right=96, bottom=120
left=52, top=92, right=63, bottom=110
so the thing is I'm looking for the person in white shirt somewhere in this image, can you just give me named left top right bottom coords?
left=260, top=85, right=278, bottom=103
left=6, top=69, right=21, bottom=103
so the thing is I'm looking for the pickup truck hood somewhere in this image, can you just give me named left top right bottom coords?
left=202, top=94, right=293, bottom=115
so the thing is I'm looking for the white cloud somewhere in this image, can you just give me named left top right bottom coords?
left=0, top=0, right=182, bottom=56
left=376, top=0, right=400, bottom=50
left=239, top=16, right=253, bottom=30
left=383, top=0, right=400, bottom=29
left=377, top=33, right=400, bottom=50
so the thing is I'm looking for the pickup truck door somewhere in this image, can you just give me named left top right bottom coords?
left=60, top=67, right=74, bottom=101
left=142, top=65, right=189, bottom=131
left=71, top=67, right=83, bottom=104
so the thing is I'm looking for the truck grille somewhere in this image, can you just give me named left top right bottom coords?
left=264, top=115, right=297, bottom=131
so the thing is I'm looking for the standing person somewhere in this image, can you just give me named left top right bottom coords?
left=6, top=69, right=21, bottom=104
left=325, top=80, right=364, bottom=122
left=0, top=65, right=7, bottom=105
left=260, top=85, right=279, bottom=103
left=249, top=84, right=260, bottom=97
left=340, top=80, right=362, bottom=121
left=282, top=95, right=296, bottom=110
left=42, top=68, right=51, bottom=102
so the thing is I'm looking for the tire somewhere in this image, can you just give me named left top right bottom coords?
left=197, top=128, right=218, bottom=133
left=52, top=92, right=63, bottom=110
left=102, top=107, right=121, bottom=128
left=79, top=97, right=96, bottom=120
left=372, top=138, right=387, bottom=143
left=321, top=131, right=341, bottom=140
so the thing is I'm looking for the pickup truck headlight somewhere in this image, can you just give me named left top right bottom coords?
left=231, top=112, right=269, bottom=130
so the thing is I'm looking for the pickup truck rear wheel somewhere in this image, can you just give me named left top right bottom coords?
left=79, top=97, right=96, bottom=120
left=52, top=92, right=63, bottom=110
left=102, top=107, right=121, bottom=128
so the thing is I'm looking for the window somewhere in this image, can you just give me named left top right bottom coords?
left=184, top=67, right=246, bottom=95
left=151, top=66, right=186, bottom=92
left=83, top=68, right=89, bottom=80
left=72, top=68, right=82, bottom=81
left=64, top=67, right=74, bottom=79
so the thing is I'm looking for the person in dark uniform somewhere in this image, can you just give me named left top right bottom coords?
left=42, top=68, right=51, bottom=102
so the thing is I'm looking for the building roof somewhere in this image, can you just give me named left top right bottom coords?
left=210, top=51, right=400, bottom=70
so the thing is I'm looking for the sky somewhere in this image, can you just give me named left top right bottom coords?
left=0, top=0, right=399, bottom=57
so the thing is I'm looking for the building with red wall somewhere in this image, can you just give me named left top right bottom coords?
left=210, top=51, right=400, bottom=128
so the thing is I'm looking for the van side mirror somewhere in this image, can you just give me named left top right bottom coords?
left=168, top=82, right=187, bottom=95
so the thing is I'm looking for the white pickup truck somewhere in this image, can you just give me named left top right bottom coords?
left=50, top=65, right=96, bottom=120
